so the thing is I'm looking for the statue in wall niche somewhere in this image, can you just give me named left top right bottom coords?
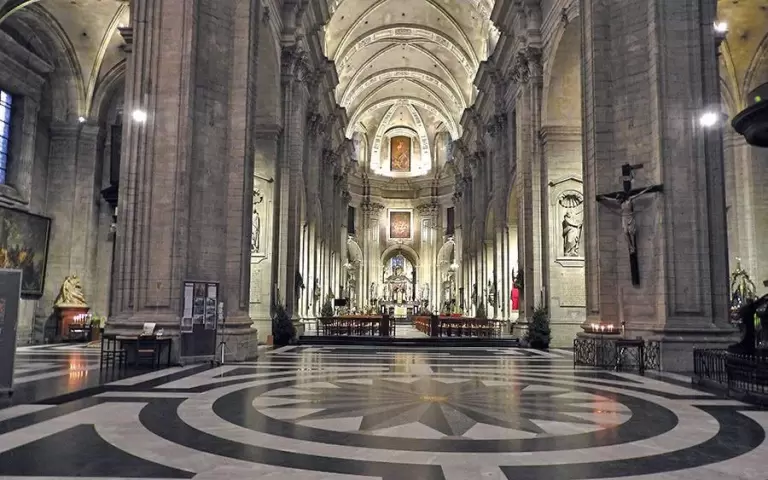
left=54, top=275, right=88, bottom=308
left=252, top=188, right=264, bottom=253
left=251, top=209, right=261, bottom=253
left=313, top=278, right=321, bottom=304
left=562, top=211, right=583, bottom=257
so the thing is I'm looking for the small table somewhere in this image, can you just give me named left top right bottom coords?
left=105, top=335, right=173, bottom=369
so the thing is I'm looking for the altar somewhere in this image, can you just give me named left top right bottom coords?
left=382, top=301, right=419, bottom=318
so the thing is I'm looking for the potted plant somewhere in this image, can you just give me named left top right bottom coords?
left=272, top=303, right=296, bottom=346
left=320, top=295, right=335, bottom=319
left=525, top=303, right=551, bottom=349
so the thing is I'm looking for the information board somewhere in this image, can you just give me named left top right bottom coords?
left=179, top=280, right=219, bottom=360
left=0, top=269, right=22, bottom=395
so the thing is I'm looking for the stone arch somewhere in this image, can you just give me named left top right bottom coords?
left=5, top=5, right=85, bottom=121
left=380, top=243, right=420, bottom=267
left=743, top=31, right=768, bottom=102
left=542, top=19, right=581, bottom=127
left=540, top=14, right=586, bottom=344
left=254, top=20, right=282, bottom=127
left=90, top=61, right=126, bottom=124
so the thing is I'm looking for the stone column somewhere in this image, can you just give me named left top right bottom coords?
left=581, top=0, right=734, bottom=369
left=111, top=0, right=260, bottom=360
left=274, top=45, right=311, bottom=320
left=515, top=46, right=545, bottom=321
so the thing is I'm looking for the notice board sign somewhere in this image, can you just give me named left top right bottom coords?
left=179, top=280, right=219, bottom=360
left=0, top=269, right=22, bottom=394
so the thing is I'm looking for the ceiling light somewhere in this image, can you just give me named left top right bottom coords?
left=699, top=111, right=720, bottom=127
left=77, top=116, right=86, bottom=123
left=714, top=22, right=728, bottom=33
left=132, top=109, right=147, bottom=123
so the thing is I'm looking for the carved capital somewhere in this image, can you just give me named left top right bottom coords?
left=416, top=202, right=439, bottom=219
left=510, top=50, right=530, bottom=84
left=362, top=201, right=385, bottom=220
left=281, top=45, right=311, bottom=82
left=322, top=148, right=339, bottom=167
left=525, top=46, right=543, bottom=78
left=307, top=112, right=324, bottom=137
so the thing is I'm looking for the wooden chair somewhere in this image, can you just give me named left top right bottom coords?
left=100, top=334, right=127, bottom=371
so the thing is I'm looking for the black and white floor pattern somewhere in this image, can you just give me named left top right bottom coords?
left=0, top=345, right=765, bottom=479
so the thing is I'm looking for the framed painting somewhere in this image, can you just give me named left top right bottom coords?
left=0, top=206, right=51, bottom=297
left=389, top=211, right=412, bottom=239
left=390, top=136, right=411, bottom=172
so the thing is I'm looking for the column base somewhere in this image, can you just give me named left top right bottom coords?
left=215, top=316, right=260, bottom=362
left=634, top=325, right=740, bottom=372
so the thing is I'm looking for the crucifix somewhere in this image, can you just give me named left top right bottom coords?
left=595, top=164, right=663, bottom=286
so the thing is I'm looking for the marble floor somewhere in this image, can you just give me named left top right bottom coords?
left=0, top=345, right=765, bottom=479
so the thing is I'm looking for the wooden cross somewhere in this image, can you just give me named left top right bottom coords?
left=595, top=164, right=663, bottom=286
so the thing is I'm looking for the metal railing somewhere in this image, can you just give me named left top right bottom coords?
left=694, top=348, right=768, bottom=403
left=574, top=337, right=661, bottom=374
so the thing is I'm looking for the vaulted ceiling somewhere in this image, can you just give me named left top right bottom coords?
left=325, top=0, right=497, bottom=146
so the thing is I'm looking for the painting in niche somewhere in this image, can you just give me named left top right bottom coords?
left=389, top=211, right=411, bottom=239
left=390, top=136, right=411, bottom=172
left=0, top=206, right=51, bottom=297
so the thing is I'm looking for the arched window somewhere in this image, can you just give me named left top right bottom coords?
left=0, top=90, right=12, bottom=184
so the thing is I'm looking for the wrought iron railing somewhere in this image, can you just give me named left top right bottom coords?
left=694, top=348, right=768, bottom=403
left=574, top=337, right=661, bottom=374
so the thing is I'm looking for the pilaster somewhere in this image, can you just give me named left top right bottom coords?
left=580, top=0, right=735, bottom=369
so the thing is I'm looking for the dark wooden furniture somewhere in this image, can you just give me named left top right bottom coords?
left=317, top=315, right=394, bottom=337
left=412, top=315, right=504, bottom=338
left=100, top=333, right=127, bottom=370
left=100, top=334, right=173, bottom=370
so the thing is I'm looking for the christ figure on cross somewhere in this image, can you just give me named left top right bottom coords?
left=595, top=163, right=663, bottom=286
left=598, top=186, right=657, bottom=254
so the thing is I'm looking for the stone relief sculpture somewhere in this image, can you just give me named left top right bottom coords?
left=54, top=274, right=88, bottom=307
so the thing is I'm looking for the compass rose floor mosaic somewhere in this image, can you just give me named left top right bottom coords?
left=0, top=345, right=766, bottom=479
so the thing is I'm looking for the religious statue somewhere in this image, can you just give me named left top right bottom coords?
left=54, top=274, right=88, bottom=307
left=251, top=209, right=261, bottom=253
left=383, top=283, right=390, bottom=301
left=597, top=185, right=657, bottom=254
left=294, top=271, right=304, bottom=313
left=313, top=278, right=321, bottom=303
left=471, top=283, right=478, bottom=305
left=562, top=211, right=583, bottom=257
left=369, top=282, right=377, bottom=300
left=421, top=283, right=430, bottom=300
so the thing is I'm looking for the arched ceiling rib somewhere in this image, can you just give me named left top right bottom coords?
left=347, top=96, right=459, bottom=139
left=339, top=41, right=468, bottom=108
left=336, top=25, right=477, bottom=76
left=342, top=68, right=465, bottom=112
left=327, top=0, right=495, bottom=175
